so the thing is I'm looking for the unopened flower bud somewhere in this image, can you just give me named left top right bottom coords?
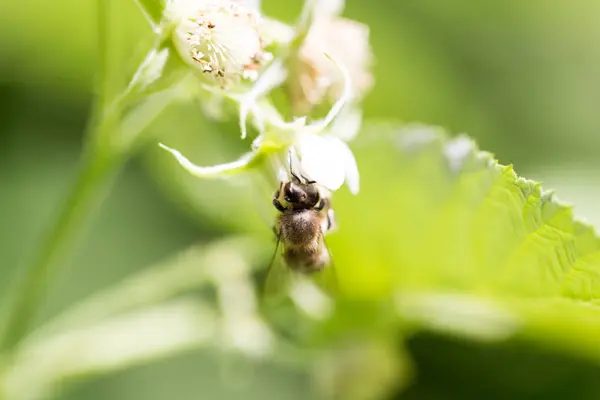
left=290, top=0, right=374, bottom=115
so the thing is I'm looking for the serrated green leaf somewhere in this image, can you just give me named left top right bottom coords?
left=328, top=123, right=592, bottom=296
left=324, top=122, right=600, bottom=360
left=144, top=118, right=600, bottom=368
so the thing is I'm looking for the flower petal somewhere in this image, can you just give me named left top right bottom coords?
left=329, top=105, right=363, bottom=142
left=338, top=139, right=360, bottom=194
left=309, top=53, right=353, bottom=133
left=159, top=143, right=261, bottom=177
left=294, top=134, right=346, bottom=191
left=317, top=0, right=345, bottom=17
left=236, top=0, right=261, bottom=9
left=239, top=60, right=287, bottom=139
left=302, top=135, right=360, bottom=194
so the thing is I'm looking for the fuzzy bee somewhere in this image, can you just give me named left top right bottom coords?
left=265, top=169, right=337, bottom=296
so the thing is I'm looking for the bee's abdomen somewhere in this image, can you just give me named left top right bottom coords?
left=279, top=209, right=329, bottom=273
left=283, top=246, right=329, bottom=273
left=280, top=210, right=322, bottom=246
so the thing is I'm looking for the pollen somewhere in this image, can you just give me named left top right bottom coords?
left=173, top=3, right=271, bottom=86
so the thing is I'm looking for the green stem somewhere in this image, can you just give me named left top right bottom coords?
left=96, top=0, right=111, bottom=111
left=0, top=0, right=124, bottom=352
left=0, top=0, right=182, bottom=355
left=0, top=83, right=177, bottom=351
left=0, top=80, right=177, bottom=351
left=0, top=136, right=124, bottom=353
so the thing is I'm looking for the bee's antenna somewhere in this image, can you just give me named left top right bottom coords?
left=288, top=149, right=302, bottom=183
left=288, top=149, right=317, bottom=184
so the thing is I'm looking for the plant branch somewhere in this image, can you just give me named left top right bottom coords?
left=96, top=0, right=110, bottom=110
left=0, top=129, right=123, bottom=353
left=0, top=0, right=179, bottom=350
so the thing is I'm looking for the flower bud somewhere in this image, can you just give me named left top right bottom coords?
left=289, top=0, right=374, bottom=115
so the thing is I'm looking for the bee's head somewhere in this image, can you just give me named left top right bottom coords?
left=283, top=180, right=320, bottom=208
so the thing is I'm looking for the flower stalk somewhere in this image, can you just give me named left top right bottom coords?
left=0, top=0, right=182, bottom=353
left=0, top=139, right=124, bottom=353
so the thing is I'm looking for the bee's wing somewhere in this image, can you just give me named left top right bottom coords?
left=249, top=172, right=280, bottom=230
left=263, top=236, right=294, bottom=302
left=310, top=268, right=337, bottom=296
left=308, top=238, right=339, bottom=296
left=264, top=219, right=338, bottom=301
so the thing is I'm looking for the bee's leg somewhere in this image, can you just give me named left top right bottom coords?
left=315, top=198, right=325, bottom=211
left=272, top=182, right=283, bottom=200
left=315, top=197, right=329, bottom=211
left=272, top=215, right=282, bottom=240
left=272, top=198, right=286, bottom=212
left=272, top=182, right=284, bottom=211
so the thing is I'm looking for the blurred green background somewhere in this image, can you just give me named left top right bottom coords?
left=2, top=0, right=600, bottom=398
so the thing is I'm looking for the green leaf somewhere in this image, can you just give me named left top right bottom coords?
left=140, top=120, right=600, bottom=396
left=325, top=122, right=600, bottom=360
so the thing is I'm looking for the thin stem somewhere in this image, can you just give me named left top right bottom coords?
left=0, top=0, right=182, bottom=355
left=0, top=86, right=177, bottom=352
left=1, top=0, right=127, bottom=352
left=96, top=0, right=109, bottom=109
left=0, top=137, right=124, bottom=352
left=94, top=0, right=125, bottom=120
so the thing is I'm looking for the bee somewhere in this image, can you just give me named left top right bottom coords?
left=272, top=175, right=336, bottom=270
left=264, top=169, right=337, bottom=297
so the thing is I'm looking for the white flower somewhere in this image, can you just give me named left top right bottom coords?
left=292, top=131, right=359, bottom=194
left=158, top=1, right=369, bottom=195
left=168, top=0, right=271, bottom=86
left=289, top=0, right=373, bottom=114
left=159, top=112, right=360, bottom=194
left=158, top=53, right=361, bottom=194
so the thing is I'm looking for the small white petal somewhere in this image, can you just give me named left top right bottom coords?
left=235, top=0, right=261, bottom=9
left=260, top=17, right=294, bottom=47
left=337, top=139, right=360, bottom=194
left=329, top=105, right=363, bottom=142
left=275, top=163, right=288, bottom=182
left=166, top=0, right=210, bottom=21
left=316, top=0, right=345, bottom=17
left=309, top=53, right=354, bottom=133
left=159, top=143, right=259, bottom=177
left=239, top=60, right=287, bottom=138
left=294, top=134, right=346, bottom=191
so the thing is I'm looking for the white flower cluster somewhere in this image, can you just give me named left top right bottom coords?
left=161, top=0, right=373, bottom=195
